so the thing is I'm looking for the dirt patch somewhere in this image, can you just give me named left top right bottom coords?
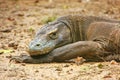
left=0, top=0, right=120, bottom=80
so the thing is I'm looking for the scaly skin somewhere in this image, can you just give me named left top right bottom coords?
left=11, top=15, right=120, bottom=63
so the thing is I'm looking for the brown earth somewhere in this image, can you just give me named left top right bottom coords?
left=0, top=0, right=120, bottom=80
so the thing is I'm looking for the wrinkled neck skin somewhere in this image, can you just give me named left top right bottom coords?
left=53, top=22, right=72, bottom=48
left=28, top=21, right=72, bottom=58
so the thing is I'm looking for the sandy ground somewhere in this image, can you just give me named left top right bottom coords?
left=0, top=0, right=120, bottom=80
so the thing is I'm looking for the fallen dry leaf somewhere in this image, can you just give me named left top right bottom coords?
left=110, top=60, right=118, bottom=65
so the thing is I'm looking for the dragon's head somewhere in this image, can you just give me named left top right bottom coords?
left=28, top=21, right=71, bottom=58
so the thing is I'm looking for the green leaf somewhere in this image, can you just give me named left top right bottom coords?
left=0, top=49, right=13, bottom=54
left=41, top=16, right=57, bottom=24
left=80, top=65, right=90, bottom=71
left=29, top=27, right=34, bottom=32
left=97, top=63, right=104, bottom=69
left=63, top=5, right=69, bottom=9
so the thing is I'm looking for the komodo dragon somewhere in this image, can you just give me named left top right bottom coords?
left=11, top=15, right=120, bottom=63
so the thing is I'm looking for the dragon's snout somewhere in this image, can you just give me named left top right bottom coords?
left=28, top=42, right=42, bottom=56
left=28, top=39, right=55, bottom=56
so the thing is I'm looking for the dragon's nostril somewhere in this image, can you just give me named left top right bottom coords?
left=36, top=44, right=40, bottom=47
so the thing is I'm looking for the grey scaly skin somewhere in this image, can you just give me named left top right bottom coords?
left=12, top=15, right=120, bottom=63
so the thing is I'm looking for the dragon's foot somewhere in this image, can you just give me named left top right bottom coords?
left=10, top=54, right=54, bottom=63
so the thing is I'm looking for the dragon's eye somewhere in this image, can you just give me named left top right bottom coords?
left=49, top=32, right=58, bottom=40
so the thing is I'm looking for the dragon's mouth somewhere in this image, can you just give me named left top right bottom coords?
left=28, top=50, right=43, bottom=56
left=28, top=49, right=49, bottom=55
left=28, top=47, right=53, bottom=56
left=28, top=47, right=54, bottom=59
